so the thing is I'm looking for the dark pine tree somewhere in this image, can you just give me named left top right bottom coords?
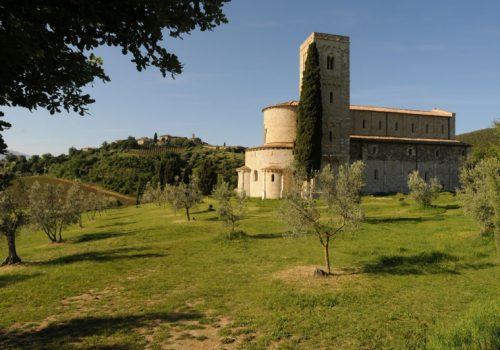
left=197, top=158, right=217, bottom=195
left=295, top=42, right=323, bottom=177
left=153, top=132, right=158, bottom=143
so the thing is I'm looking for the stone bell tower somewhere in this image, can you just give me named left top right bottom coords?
left=299, top=32, right=351, bottom=166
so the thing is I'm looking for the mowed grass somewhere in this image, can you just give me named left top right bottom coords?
left=0, top=193, right=498, bottom=349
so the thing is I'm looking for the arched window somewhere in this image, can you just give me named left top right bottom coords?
left=435, top=149, right=440, bottom=157
left=374, top=169, right=378, bottom=180
left=329, top=92, right=333, bottom=103
left=271, top=174, right=275, bottom=182
left=362, top=120, right=366, bottom=129
left=424, top=171, right=428, bottom=181
left=395, top=121, right=399, bottom=131
left=253, top=170, right=258, bottom=181
left=378, top=120, right=382, bottom=130
left=407, top=147, right=414, bottom=156
left=411, top=123, right=415, bottom=133
left=371, top=145, right=378, bottom=154
left=329, top=131, right=333, bottom=142
left=425, top=124, right=429, bottom=133
left=264, top=128, right=267, bottom=143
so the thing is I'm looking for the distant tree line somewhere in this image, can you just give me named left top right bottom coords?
left=0, top=140, right=244, bottom=197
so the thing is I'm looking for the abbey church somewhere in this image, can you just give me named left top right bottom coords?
left=237, top=32, right=470, bottom=199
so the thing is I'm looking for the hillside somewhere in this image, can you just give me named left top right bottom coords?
left=21, top=176, right=136, bottom=206
left=1, top=138, right=245, bottom=197
left=457, top=127, right=499, bottom=149
left=0, top=194, right=498, bottom=349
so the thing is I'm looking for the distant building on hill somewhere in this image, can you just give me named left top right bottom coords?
left=237, top=32, right=471, bottom=199
left=137, top=137, right=151, bottom=146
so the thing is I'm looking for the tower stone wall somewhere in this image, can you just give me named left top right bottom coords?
left=299, top=32, right=351, bottom=166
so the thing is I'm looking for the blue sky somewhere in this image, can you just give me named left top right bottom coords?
left=4, top=0, right=500, bottom=155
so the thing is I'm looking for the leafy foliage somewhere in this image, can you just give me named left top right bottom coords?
left=0, top=113, right=10, bottom=155
left=458, top=158, right=500, bottom=252
left=407, top=170, right=441, bottom=207
left=0, top=1, right=229, bottom=116
left=28, top=181, right=76, bottom=242
left=295, top=43, right=323, bottom=176
left=281, top=162, right=365, bottom=274
left=165, top=179, right=202, bottom=221
left=213, top=181, right=247, bottom=238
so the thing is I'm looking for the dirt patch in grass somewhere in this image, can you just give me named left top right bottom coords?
left=142, top=303, right=257, bottom=350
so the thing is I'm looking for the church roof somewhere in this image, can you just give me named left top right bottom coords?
left=350, top=135, right=470, bottom=146
left=261, top=101, right=455, bottom=117
left=350, top=105, right=455, bottom=117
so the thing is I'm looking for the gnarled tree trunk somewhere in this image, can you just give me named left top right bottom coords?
left=2, top=232, right=21, bottom=266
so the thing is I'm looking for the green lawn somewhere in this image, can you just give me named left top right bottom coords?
left=0, top=193, right=498, bottom=349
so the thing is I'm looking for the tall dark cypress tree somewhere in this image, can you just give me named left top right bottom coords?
left=295, top=43, right=322, bottom=177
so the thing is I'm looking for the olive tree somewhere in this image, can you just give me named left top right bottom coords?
left=141, top=182, right=164, bottom=206
left=66, top=182, right=86, bottom=228
left=166, top=179, right=202, bottom=221
left=281, top=162, right=365, bottom=275
left=213, top=182, right=247, bottom=239
left=407, top=170, right=441, bottom=207
left=458, top=158, right=500, bottom=251
left=28, top=181, right=77, bottom=242
left=0, top=185, right=27, bottom=265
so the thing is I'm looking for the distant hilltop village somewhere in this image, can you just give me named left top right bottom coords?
left=136, top=133, right=203, bottom=146
left=237, top=32, right=470, bottom=199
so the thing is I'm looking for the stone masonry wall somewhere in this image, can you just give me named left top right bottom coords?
left=350, top=140, right=468, bottom=193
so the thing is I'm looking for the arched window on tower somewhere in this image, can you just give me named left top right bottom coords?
left=374, top=169, right=378, bottom=180
left=378, top=120, right=382, bottom=130
left=411, top=123, right=415, bottom=133
left=271, top=174, right=275, bottom=182
left=329, top=131, right=333, bottom=142
left=253, top=170, right=258, bottom=182
left=329, top=92, right=333, bottom=103
left=395, top=121, right=399, bottom=131
left=362, top=120, right=366, bottom=129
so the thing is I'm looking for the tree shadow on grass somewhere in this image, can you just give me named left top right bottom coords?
left=95, top=221, right=138, bottom=229
left=363, top=251, right=496, bottom=275
left=434, top=204, right=460, bottom=210
left=72, top=232, right=126, bottom=243
left=246, top=232, right=284, bottom=239
left=0, top=311, right=202, bottom=349
left=41, top=248, right=167, bottom=265
left=0, top=273, right=42, bottom=288
left=365, top=216, right=444, bottom=224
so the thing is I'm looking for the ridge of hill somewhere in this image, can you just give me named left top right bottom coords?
left=457, top=127, right=499, bottom=149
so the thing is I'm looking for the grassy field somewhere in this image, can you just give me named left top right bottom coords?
left=0, top=193, right=498, bottom=349
left=21, top=175, right=136, bottom=206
